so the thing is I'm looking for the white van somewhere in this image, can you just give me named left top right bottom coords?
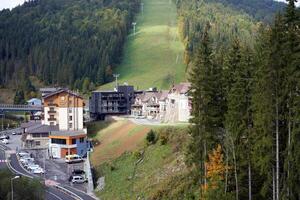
left=65, top=154, right=83, bottom=164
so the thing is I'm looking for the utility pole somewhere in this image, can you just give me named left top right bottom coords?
left=11, top=176, right=20, bottom=200
left=132, top=22, right=137, bottom=36
left=113, top=74, right=120, bottom=89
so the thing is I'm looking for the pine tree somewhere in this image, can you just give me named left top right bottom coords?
left=187, top=22, right=225, bottom=196
left=251, top=25, right=274, bottom=199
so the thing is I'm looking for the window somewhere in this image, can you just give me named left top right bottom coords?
left=61, top=96, right=65, bottom=101
left=72, top=139, right=76, bottom=144
left=51, top=138, right=66, bottom=144
left=50, top=115, right=54, bottom=119
left=50, top=122, right=55, bottom=126
left=50, top=107, right=55, bottom=111
left=69, top=116, right=72, bottom=121
left=69, top=123, right=72, bottom=129
left=68, top=108, right=72, bottom=113
left=69, top=100, right=72, bottom=105
left=35, top=141, right=40, bottom=146
left=79, top=137, right=84, bottom=143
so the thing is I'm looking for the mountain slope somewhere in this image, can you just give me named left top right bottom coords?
left=210, top=0, right=285, bottom=23
left=0, top=0, right=140, bottom=88
left=101, top=0, right=284, bottom=91
left=100, top=0, right=186, bottom=90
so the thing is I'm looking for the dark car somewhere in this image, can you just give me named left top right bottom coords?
left=72, top=169, right=85, bottom=175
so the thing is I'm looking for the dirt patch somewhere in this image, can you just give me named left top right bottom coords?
left=91, top=120, right=150, bottom=165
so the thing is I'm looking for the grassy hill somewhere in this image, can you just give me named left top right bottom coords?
left=87, top=120, right=193, bottom=199
left=100, top=0, right=186, bottom=90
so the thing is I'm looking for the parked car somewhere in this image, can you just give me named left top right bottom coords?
left=0, top=135, right=9, bottom=140
left=72, top=169, right=85, bottom=176
left=23, top=161, right=35, bottom=169
left=20, top=157, right=34, bottom=164
left=32, top=167, right=45, bottom=174
left=1, top=139, right=9, bottom=144
left=12, top=132, right=16, bottom=135
left=18, top=152, right=30, bottom=158
left=65, top=154, right=83, bottom=164
left=71, top=175, right=87, bottom=184
left=27, top=164, right=40, bottom=171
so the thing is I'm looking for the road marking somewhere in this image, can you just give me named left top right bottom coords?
left=46, top=190, right=63, bottom=200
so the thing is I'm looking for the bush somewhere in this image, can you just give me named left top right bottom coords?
left=146, top=130, right=157, bottom=145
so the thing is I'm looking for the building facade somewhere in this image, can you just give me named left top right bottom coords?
left=21, top=121, right=58, bottom=149
left=131, top=83, right=191, bottom=123
left=166, top=83, right=191, bottom=122
left=89, top=85, right=135, bottom=120
left=43, top=89, right=84, bottom=130
left=131, top=91, right=168, bottom=120
left=49, top=130, right=88, bottom=158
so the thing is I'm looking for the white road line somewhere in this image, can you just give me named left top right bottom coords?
left=46, top=190, right=63, bottom=200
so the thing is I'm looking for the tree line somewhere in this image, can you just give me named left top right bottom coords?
left=185, top=0, right=300, bottom=199
left=0, top=0, right=140, bottom=92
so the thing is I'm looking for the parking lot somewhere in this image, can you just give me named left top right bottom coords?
left=0, top=130, right=88, bottom=192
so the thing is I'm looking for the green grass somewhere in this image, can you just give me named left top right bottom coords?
left=95, top=126, right=192, bottom=200
left=96, top=144, right=172, bottom=200
left=99, top=0, right=186, bottom=90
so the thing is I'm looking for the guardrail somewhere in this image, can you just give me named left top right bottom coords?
left=0, top=104, right=43, bottom=112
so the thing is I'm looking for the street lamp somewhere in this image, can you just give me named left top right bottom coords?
left=11, top=175, right=20, bottom=200
left=113, top=74, right=120, bottom=89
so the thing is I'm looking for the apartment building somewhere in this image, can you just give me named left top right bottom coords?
left=89, top=85, right=136, bottom=120
left=43, top=89, right=84, bottom=130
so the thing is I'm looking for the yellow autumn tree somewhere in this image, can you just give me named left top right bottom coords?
left=201, top=144, right=230, bottom=199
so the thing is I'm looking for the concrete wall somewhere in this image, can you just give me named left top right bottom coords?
left=58, top=108, right=68, bottom=130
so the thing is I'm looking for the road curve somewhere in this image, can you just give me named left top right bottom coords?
left=0, top=144, right=93, bottom=200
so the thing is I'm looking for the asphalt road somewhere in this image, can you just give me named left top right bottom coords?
left=0, top=143, right=97, bottom=200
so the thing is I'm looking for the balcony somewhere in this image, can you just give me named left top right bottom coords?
left=48, top=110, right=56, bottom=114
left=48, top=118, right=56, bottom=121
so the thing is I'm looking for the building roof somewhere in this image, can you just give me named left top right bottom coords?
left=27, top=98, right=41, bottom=103
left=43, top=88, right=82, bottom=99
left=50, top=130, right=86, bottom=137
left=40, top=88, right=60, bottom=92
left=136, top=90, right=168, bottom=103
left=169, top=82, right=191, bottom=94
left=26, top=124, right=59, bottom=134
left=21, top=121, right=41, bottom=129
left=158, top=91, right=168, bottom=101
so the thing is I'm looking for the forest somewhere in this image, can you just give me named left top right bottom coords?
left=0, top=0, right=140, bottom=93
left=176, top=0, right=300, bottom=199
left=210, top=0, right=285, bottom=23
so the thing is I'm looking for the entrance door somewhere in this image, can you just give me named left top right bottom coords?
left=51, top=147, right=59, bottom=158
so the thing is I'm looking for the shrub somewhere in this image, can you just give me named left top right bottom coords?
left=146, top=130, right=157, bottom=145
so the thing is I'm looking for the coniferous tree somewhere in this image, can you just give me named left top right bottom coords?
left=187, top=22, right=225, bottom=198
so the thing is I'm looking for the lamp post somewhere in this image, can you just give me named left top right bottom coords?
left=113, top=74, right=120, bottom=89
left=11, top=175, right=20, bottom=200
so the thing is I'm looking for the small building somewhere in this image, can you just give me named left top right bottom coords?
left=49, top=130, right=88, bottom=158
left=21, top=121, right=59, bottom=149
left=27, top=98, right=42, bottom=106
left=89, top=85, right=135, bottom=120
